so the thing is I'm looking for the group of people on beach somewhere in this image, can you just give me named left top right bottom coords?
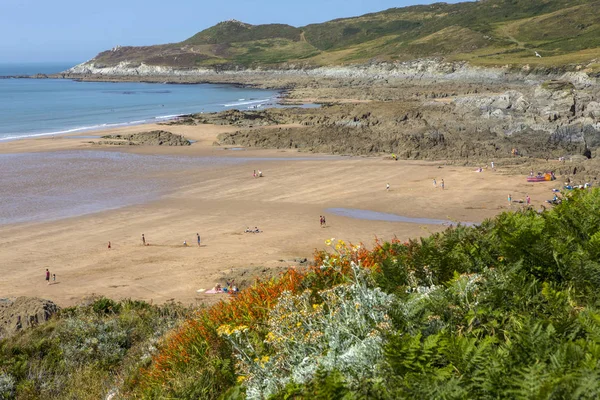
left=253, top=169, right=263, bottom=178
left=107, top=232, right=202, bottom=249
left=508, top=193, right=532, bottom=206
left=44, top=268, right=56, bottom=285
left=319, top=215, right=327, bottom=227
left=213, top=279, right=240, bottom=294
left=432, top=178, right=445, bottom=190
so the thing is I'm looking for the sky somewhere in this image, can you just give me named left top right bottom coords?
left=0, top=0, right=464, bottom=64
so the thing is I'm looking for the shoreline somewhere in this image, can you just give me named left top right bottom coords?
left=0, top=78, right=286, bottom=143
left=0, top=120, right=561, bottom=307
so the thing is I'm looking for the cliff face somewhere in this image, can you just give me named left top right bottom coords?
left=64, top=58, right=597, bottom=86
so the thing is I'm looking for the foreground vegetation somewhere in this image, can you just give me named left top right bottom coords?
left=129, top=189, right=600, bottom=399
left=3, top=189, right=600, bottom=399
left=0, top=299, right=188, bottom=399
left=88, top=0, right=600, bottom=69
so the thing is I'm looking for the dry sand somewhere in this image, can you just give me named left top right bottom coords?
left=0, top=122, right=559, bottom=307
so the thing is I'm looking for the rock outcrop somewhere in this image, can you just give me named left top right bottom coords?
left=96, top=130, right=191, bottom=146
left=0, top=297, right=60, bottom=338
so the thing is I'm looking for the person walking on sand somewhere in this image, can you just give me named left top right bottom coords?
left=142, top=234, right=146, bottom=246
left=386, top=183, right=390, bottom=191
left=197, top=233, right=201, bottom=247
left=253, top=170, right=256, bottom=178
left=526, top=195, right=531, bottom=206
left=108, top=241, right=111, bottom=249
left=322, top=216, right=326, bottom=227
left=53, top=274, right=56, bottom=283
left=319, top=216, right=323, bottom=227
left=441, top=179, right=445, bottom=190
left=433, top=178, right=437, bottom=188
left=508, top=194, right=512, bottom=205
left=491, top=161, right=495, bottom=170
left=45, top=269, right=50, bottom=285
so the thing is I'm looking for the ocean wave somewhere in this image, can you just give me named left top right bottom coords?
left=0, top=115, right=184, bottom=142
left=222, top=98, right=271, bottom=107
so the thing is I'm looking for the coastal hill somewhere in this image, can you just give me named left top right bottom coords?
left=77, top=0, right=600, bottom=71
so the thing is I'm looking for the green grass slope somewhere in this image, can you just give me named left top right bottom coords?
left=86, top=0, right=600, bottom=70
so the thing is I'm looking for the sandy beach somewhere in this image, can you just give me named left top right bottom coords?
left=0, top=122, right=558, bottom=307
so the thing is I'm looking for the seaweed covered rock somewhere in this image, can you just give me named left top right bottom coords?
left=98, top=130, right=191, bottom=146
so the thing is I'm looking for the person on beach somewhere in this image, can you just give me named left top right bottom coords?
left=526, top=195, right=531, bottom=206
left=253, top=170, right=256, bottom=178
left=508, top=194, right=512, bottom=205
left=142, top=234, right=146, bottom=246
left=491, top=161, right=495, bottom=170
left=386, top=183, right=390, bottom=191
left=45, top=269, right=50, bottom=285
left=319, top=216, right=323, bottom=227
left=433, top=178, right=437, bottom=188
left=197, top=233, right=201, bottom=247
left=108, top=241, right=111, bottom=250
left=53, top=274, right=56, bottom=282
left=441, top=179, right=445, bottom=190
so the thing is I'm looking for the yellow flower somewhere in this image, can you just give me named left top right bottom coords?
left=261, top=355, right=270, bottom=363
left=296, top=322, right=302, bottom=327
left=265, top=331, right=276, bottom=342
left=237, top=375, right=247, bottom=384
left=216, top=324, right=232, bottom=336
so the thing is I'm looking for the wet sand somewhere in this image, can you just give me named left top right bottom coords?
left=0, top=122, right=558, bottom=306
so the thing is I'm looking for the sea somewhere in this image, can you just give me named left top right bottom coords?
left=0, top=62, right=318, bottom=225
left=0, top=62, right=280, bottom=141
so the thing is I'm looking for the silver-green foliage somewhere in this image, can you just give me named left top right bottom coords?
left=219, top=262, right=394, bottom=399
left=0, top=373, right=15, bottom=400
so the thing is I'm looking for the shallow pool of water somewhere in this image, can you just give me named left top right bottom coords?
left=326, top=208, right=476, bottom=226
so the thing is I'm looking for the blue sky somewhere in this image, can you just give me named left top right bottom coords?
left=0, top=0, right=464, bottom=63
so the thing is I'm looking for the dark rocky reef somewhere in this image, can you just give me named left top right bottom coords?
left=96, top=130, right=191, bottom=146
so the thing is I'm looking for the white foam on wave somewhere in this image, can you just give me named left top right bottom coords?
left=222, top=98, right=270, bottom=107
left=0, top=114, right=185, bottom=142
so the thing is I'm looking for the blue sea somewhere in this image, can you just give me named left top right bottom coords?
left=0, top=62, right=280, bottom=141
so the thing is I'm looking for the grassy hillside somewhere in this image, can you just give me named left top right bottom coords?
left=83, top=0, right=600, bottom=70
left=85, top=0, right=600, bottom=69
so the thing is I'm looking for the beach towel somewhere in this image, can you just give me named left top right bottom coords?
left=204, top=289, right=224, bottom=294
